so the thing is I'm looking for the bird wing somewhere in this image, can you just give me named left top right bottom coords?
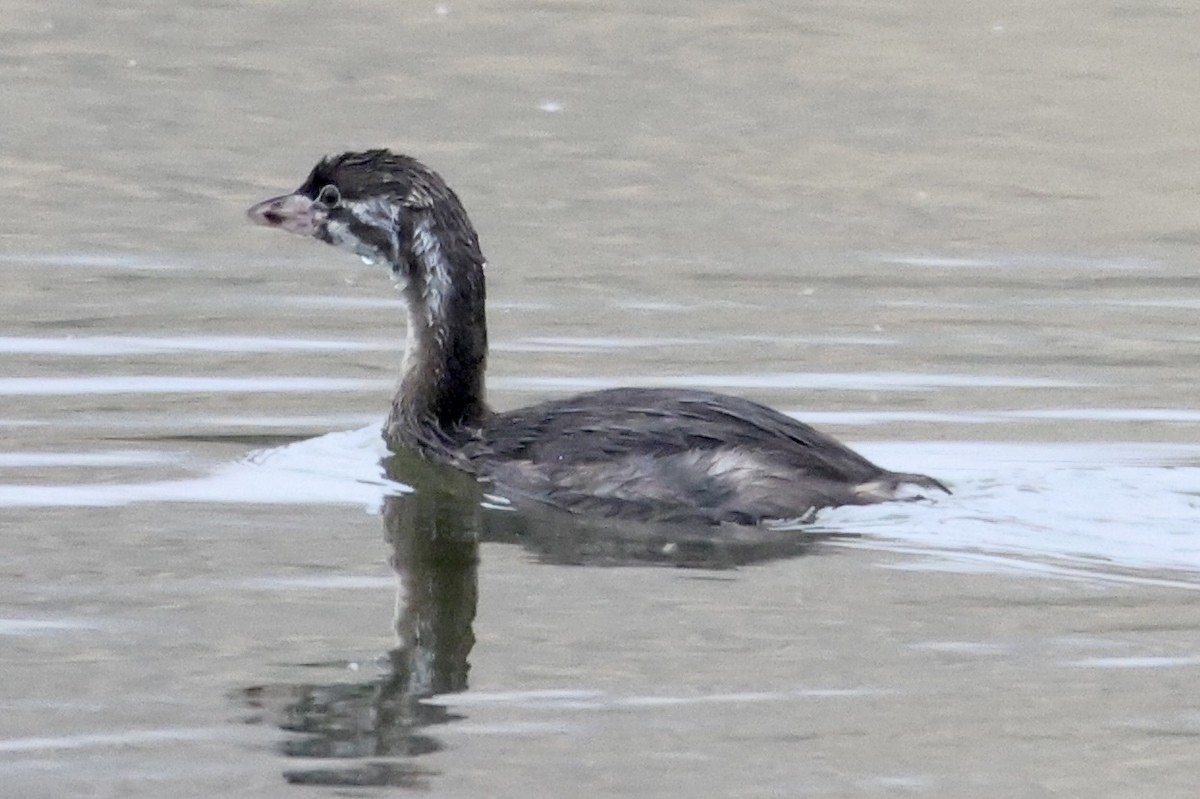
left=468, top=387, right=885, bottom=484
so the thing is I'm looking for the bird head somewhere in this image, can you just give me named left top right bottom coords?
left=247, top=149, right=484, bottom=284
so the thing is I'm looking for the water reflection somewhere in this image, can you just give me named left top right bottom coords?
left=240, top=452, right=832, bottom=787
left=485, top=499, right=833, bottom=569
left=242, top=453, right=480, bottom=788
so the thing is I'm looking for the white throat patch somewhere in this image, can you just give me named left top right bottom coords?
left=328, top=197, right=403, bottom=267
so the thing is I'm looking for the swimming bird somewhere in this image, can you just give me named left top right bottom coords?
left=247, top=150, right=949, bottom=524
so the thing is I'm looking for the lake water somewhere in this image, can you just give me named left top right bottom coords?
left=3, top=1, right=1200, bottom=796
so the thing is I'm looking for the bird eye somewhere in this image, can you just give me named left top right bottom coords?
left=316, top=184, right=341, bottom=207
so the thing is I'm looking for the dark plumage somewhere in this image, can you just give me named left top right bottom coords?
left=248, top=149, right=949, bottom=524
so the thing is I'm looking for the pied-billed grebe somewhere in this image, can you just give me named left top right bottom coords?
left=247, top=150, right=949, bottom=524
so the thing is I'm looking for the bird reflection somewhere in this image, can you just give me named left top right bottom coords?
left=240, top=452, right=481, bottom=788
left=240, top=451, right=838, bottom=788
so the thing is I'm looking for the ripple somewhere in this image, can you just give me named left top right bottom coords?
left=493, top=372, right=1087, bottom=393
left=1, top=430, right=1196, bottom=582
left=0, top=253, right=186, bottom=270
left=786, top=408, right=1200, bottom=426
left=236, top=576, right=395, bottom=591
left=279, top=295, right=404, bottom=309
left=0, top=618, right=104, bottom=636
left=0, top=450, right=183, bottom=468
left=0, top=336, right=385, bottom=356
left=1007, top=408, right=1200, bottom=422
left=874, top=253, right=1154, bottom=271
left=825, top=441, right=1200, bottom=577
left=495, top=336, right=701, bottom=353
left=0, top=376, right=387, bottom=396
left=0, top=426, right=397, bottom=508
left=1068, top=656, right=1200, bottom=669
left=423, top=687, right=883, bottom=711
left=0, top=727, right=237, bottom=753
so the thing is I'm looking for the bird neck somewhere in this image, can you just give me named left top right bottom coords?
left=387, top=215, right=490, bottom=451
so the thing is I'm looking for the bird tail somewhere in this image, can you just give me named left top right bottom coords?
left=853, top=472, right=951, bottom=503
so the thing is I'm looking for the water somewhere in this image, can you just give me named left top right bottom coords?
left=4, top=428, right=1197, bottom=578
left=4, top=0, right=1200, bottom=796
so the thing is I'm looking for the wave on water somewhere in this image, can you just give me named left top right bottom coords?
left=1, top=428, right=1197, bottom=582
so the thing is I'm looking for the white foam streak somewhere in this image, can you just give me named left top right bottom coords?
left=0, top=376, right=385, bottom=396
left=0, top=426, right=402, bottom=509
left=0, top=336, right=382, bottom=356
left=493, top=372, right=1087, bottom=393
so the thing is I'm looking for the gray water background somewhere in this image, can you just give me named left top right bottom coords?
left=2, top=1, right=1199, bottom=796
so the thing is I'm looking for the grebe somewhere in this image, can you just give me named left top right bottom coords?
left=247, top=150, right=948, bottom=524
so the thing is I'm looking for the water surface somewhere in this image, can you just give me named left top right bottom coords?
left=3, top=0, right=1200, bottom=796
